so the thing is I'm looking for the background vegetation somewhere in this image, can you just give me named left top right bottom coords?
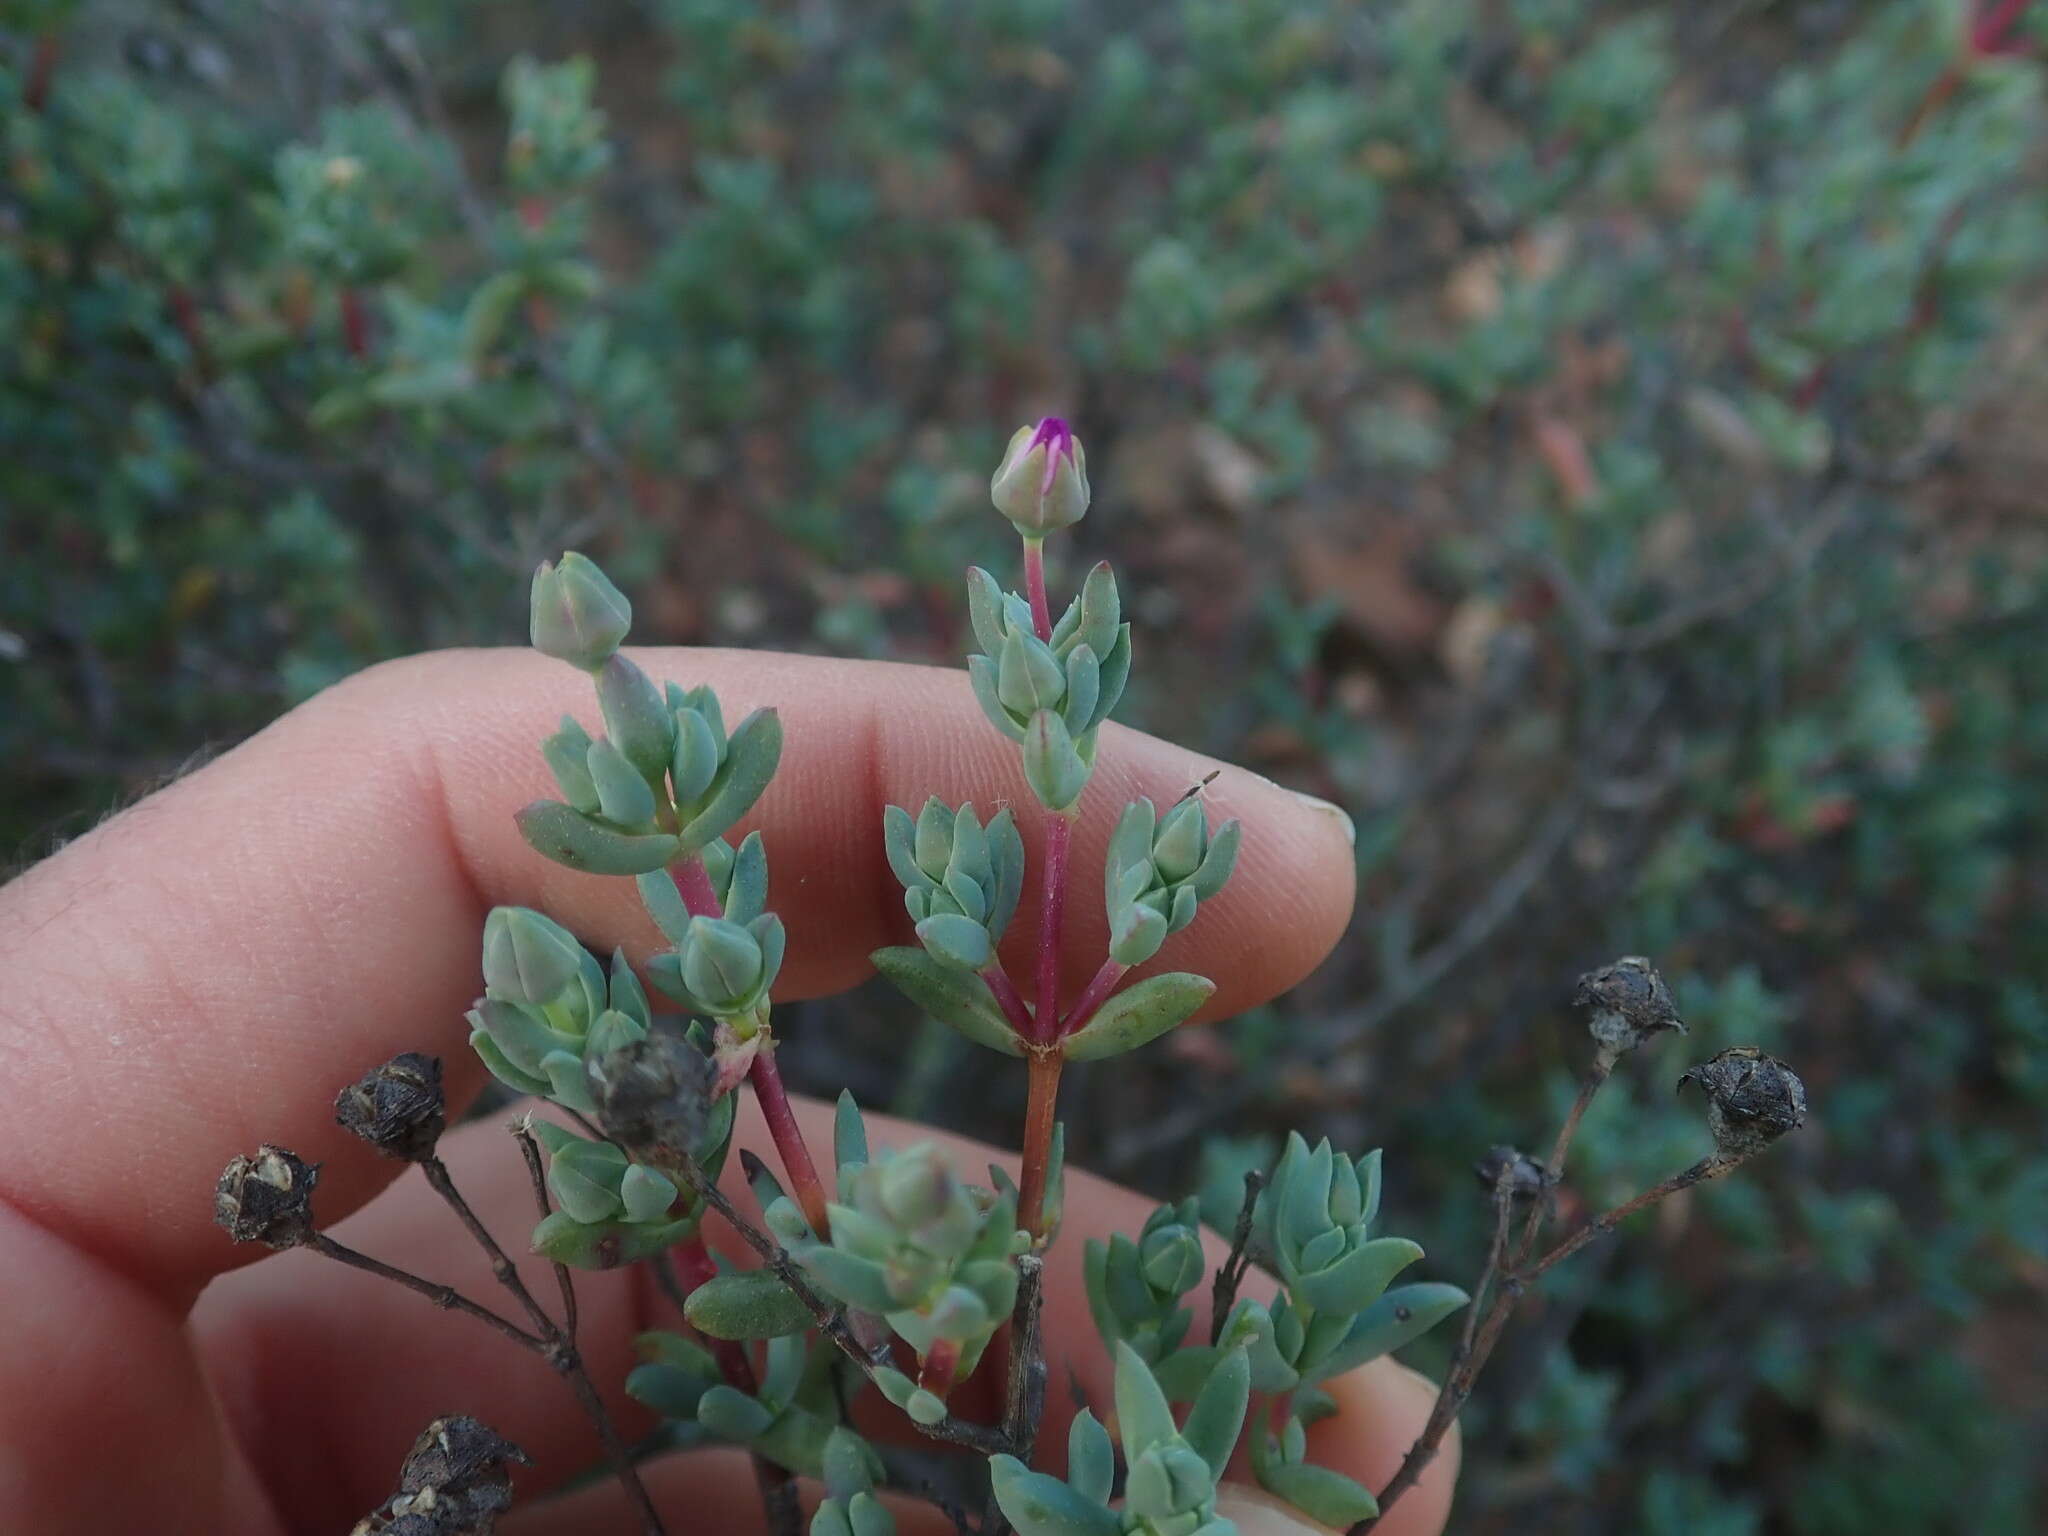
left=6, top=0, right=2047, bottom=1528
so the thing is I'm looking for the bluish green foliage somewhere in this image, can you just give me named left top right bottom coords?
left=14, top=1, right=2048, bottom=1526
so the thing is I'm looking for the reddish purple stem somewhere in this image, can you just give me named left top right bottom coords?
left=1023, top=539, right=1053, bottom=642
left=671, top=856, right=722, bottom=918
left=668, top=854, right=831, bottom=1237
left=983, top=965, right=1036, bottom=1038
left=1033, top=815, right=1073, bottom=1043
left=1060, top=958, right=1126, bottom=1038
left=749, top=1047, right=830, bottom=1236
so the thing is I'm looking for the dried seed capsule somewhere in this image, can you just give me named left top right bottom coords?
left=587, top=1024, right=714, bottom=1162
left=215, top=1146, right=320, bottom=1249
left=1678, top=1047, right=1809, bottom=1158
left=334, top=1053, right=445, bottom=1162
left=352, top=1414, right=531, bottom=1535
left=1473, top=1145, right=1550, bottom=1202
left=1575, top=955, right=1685, bottom=1062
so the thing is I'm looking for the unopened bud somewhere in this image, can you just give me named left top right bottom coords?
left=990, top=417, right=1090, bottom=537
left=1677, top=1047, right=1808, bottom=1159
left=482, top=906, right=585, bottom=1006
left=878, top=1143, right=958, bottom=1229
left=335, top=1053, right=445, bottom=1161
left=529, top=552, right=632, bottom=670
left=215, top=1145, right=320, bottom=1249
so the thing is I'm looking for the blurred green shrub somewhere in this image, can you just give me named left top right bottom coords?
left=5, top=0, right=2046, bottom=1528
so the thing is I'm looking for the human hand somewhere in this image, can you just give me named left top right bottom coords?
left=0, top=649, right=1459, bottom=1535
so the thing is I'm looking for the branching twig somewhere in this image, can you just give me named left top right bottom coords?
left=301, top=1234, right=543, bottom=1350
left=984, top=1254, right=1049, bottom=1536
left=417, top=1151, right=667, bottom=1536
left=1359, top=1135, right=1747, bottom=1530
left=678, top=1163, right=1016, bottom=1456
left=1210, top=1169, right=1266, bottom=1344
left=511, top=1124, right=578, bottom=1339
left=1522, top=1155, right=1740, bottom=1281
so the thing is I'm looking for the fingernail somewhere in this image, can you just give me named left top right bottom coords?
left=1291, top=790, right=1356, bottom=848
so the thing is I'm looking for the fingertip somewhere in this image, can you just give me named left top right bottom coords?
left=1301, top=1359, right=1459, bottom=1536
left=1066, top=728, right=1359, bottom=1020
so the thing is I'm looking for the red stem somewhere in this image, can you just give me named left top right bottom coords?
left=24, top=32, right=59, bottom=113
left=1974, top=0, right=2032, bottom=54
left=339, top=286, right=371, bottom=359
left=670, top=854, right=832, bottom=1238
left=1033, top=815, right=1073, bottom=1043
left=983, top=965, right=1036, bottom=1038
left=1060, top=958, right=1126, bottom=1038
left=918, top=1338, right=961, bottom=1397
left=672, top=1234, right=796, bottom=1524
left=670, top=856, right=722, bottom=918
left=671, top=1234, right=756, bottom=1389
left=1022, top=538, right=1053, bottom=641
left=749, top=1051, right=830, bottom=1236
left=166, top=284, right=213, bottom=381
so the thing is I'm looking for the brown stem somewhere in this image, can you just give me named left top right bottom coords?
left=510, top=1126, right=578, bottom=1338
left=984, top=1254, right=1048, bottom=1536
left=1364, top=1061, right=1620, bottom=1532
left=24, top=32, right=59, bottom=113
left=1513, top=1059, right=1610, bottom=1266
left=419, top=1152, right=663, bottom=1535
left=1523, top=1156, right=1736, bottom=1281
left=421, top=1155, right=558, bottom=1338
left=556, top=1360, right=667, bottom=1536
left=1017, top=1050, right=1064, bottom=1240
left=1209, top=1169, right=1266, bottom=1344
left=303, top=1233, right=542, bottom=1350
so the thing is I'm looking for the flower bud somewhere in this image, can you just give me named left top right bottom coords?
left=482, top=906, right=586, bottom=1007
left=334, top=1052, right=445, bottom=1162
left=680, top=916, right=765, bottom=1010
left=215, top=1145, right=320, bottom=1249
left=1678, top=1047, right=1809, bottom=1159
left=529, top=552, right=631, bottom=670
left=878, top=1143, right=959, bottom=1230
left=990, top=417, right=1090, bottom=537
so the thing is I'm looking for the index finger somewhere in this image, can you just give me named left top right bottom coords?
left=0, top=647, right=1356, bottom=1299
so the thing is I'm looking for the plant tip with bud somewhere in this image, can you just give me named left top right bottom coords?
left=990, top=416, right=1090, bottom=537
